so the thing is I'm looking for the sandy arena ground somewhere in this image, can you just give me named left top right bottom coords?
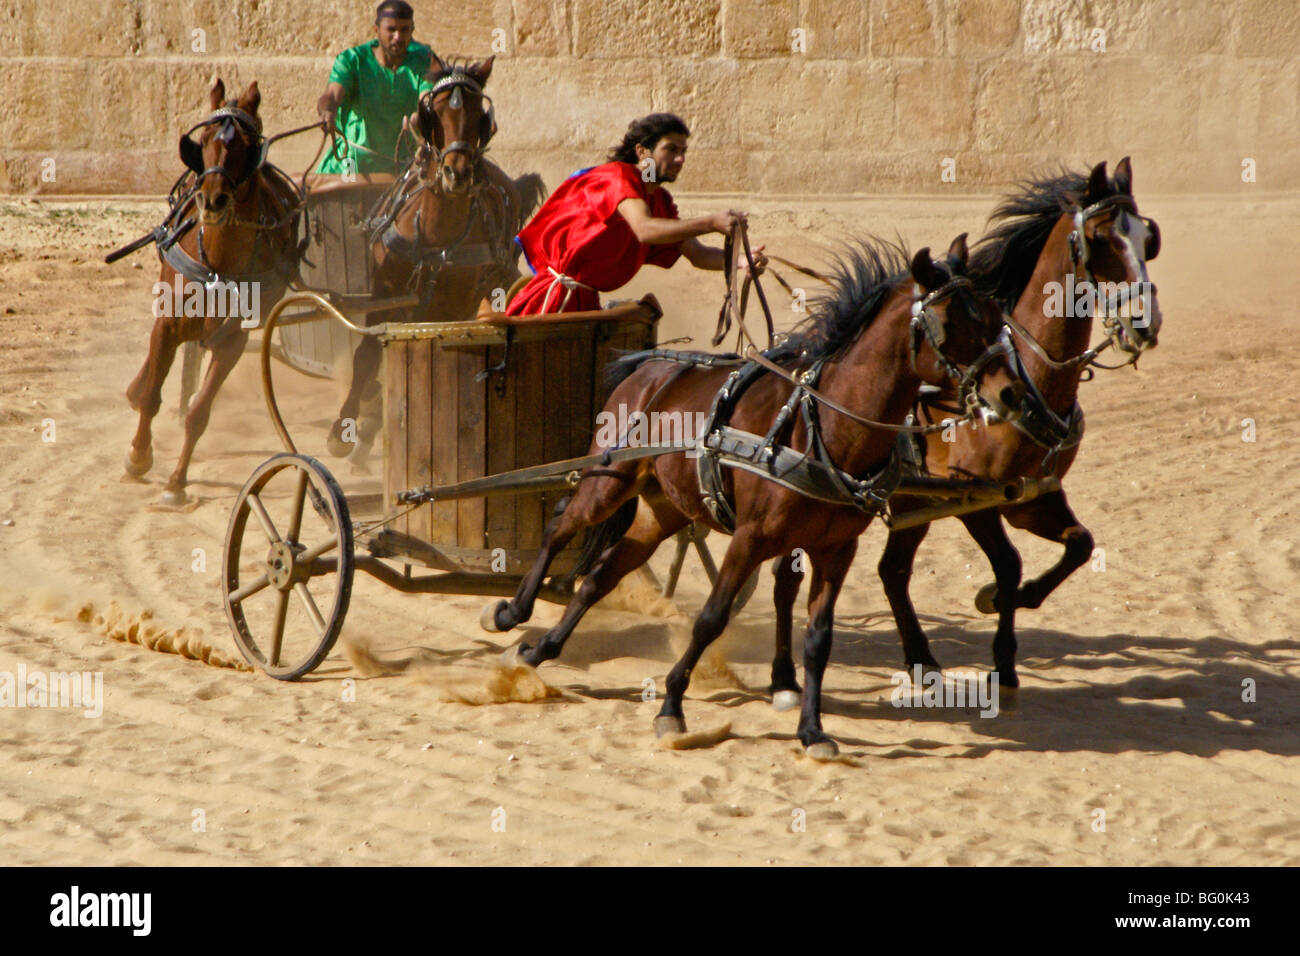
left=1, top=187, right=1298, bottom=865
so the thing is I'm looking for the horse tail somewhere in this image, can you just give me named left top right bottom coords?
left=512, top=172, right=548, bottom=225
left=570, top=497, right=639, bottom=578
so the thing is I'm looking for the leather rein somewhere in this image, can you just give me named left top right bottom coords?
left=714, top=223, right=1015, bottom=436
left=105, top=106, right=324, bottom=279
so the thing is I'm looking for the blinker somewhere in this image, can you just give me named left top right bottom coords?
left=920, top=308, right=946, bottom=348
left=1142, top=217, right=1160, bottom=261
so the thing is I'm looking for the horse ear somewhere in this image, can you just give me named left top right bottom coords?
left=430, top=55, right=446, bottom=75
left=1113, top=155, right=1133, bottom=195
left=475, top=55, right=495, bottom=84
left=946, top=232, right=969, bottom=269
left=1086, top=161, right=1109, bottom=202
left=239, top=81, right=261, bottom=116
left=209, top=76, right=225, bottom=110
left=910, top=247, right=944, bottom=290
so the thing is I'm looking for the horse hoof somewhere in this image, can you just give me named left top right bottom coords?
left=123, top=448, right=153, bottom=478
left=996, top=681, right=1018, bottom=711
left=325, top=421, right=352, bottom=458
left=772, top=690, right=801, bottom=712
left=974, top=583, right=998, bottom=615
left=804, top=739, right=839, bottom=761
left=499, top=643, right=530, bottom=669
left=158, top=487, right=188, bottom=507
left=480, top=600, right=508, bottom=633
left=654, top=715, right=686, bottom=738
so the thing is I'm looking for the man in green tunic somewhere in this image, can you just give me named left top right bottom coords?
left=316, top=0, right=439, bottom=174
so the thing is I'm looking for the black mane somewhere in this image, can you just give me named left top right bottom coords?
left=604, top=237, right=909, bottom=392
left=773, top=236, right=911, bottom=364
left=968, top=170, right=1089, bottom=311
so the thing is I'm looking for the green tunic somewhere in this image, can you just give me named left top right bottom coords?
left=317, top=39, right=437, bottom=175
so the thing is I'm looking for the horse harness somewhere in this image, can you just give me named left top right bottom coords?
left=613, top=277, right=1006, bottom=534
left=910, top=328, right=1085, bottom=477
left=369, top=176, right=515, bottom=308
left=692, top=354, right=904, bottom=533
left=905, top=194, right=1160, bottom=475
left=166, top=107, right=307, bottom=346
left=367, top=70, right=514, bottom=310
left=1067, top=193, right=1160, bottom=363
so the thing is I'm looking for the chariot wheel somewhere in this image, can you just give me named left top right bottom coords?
left=222, top=453, right=354, bottom=680
left=661, top=523, right=761, bottom=613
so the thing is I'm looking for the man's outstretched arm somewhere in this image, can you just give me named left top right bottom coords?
left=317, top=81, right=346, bottom=131
left=617, top=197, right=741, bottom=246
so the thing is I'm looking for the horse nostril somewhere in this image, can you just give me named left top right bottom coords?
left=209, top=192, right=230, bottom=212
left=1001, top=383, right=1025, bottom=408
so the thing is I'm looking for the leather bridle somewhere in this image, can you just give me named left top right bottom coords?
left=908, top=276, right=1019, bottom=422
left=1065, top=194, right=1161, bottom=361
left=418, top=71, right=496, bottom=173
left=179, top=106, right=267, bottom=190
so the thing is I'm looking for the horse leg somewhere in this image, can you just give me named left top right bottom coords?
left=958, top=509, right=1023, bottom=688
left=998, top=490, right=1094, bottom=611
left=489, top=468, right=640, bottom=634
left=515, top=497, right=689, bottom=667
left=656, top=530, right=764, bottom=736
left=770, top=554, right=803, bottom=711
left=795, top=540, right=857, bottom=759
left=877, top=517, right=942, bottom=672
left=328, top=335, right=381, bottom=457
left=161, top=331, right=246, bottom=505
left=124, top=317, right=181, bottom=478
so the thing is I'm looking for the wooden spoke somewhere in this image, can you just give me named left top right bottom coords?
left=662, top=530, right=690, bottom=599
left=246, top=493, right=282, bottom=545
left=294, top=583, right=327, bottom=636
left=693, top=532, right=719, bottom=582
left=229, top=572, right=271, bottom=604
left=296, top=534, right=339, bottom=566
left=284, top=466, right=309, bottom=542
left=268, top=588, right=290, bottom=667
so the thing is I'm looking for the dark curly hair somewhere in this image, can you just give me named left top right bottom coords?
left=376, top=1, right=413, bottom=22
left=606, top=113, right=691, bottom=164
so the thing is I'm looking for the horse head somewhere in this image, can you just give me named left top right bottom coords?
left=180, top=78, right=267, bottom=224
left=1068, top=157, right=1162, bottom=353
left=910, top=234, right=1025, bottom=421
left=417, top=56, right=496, bottom=196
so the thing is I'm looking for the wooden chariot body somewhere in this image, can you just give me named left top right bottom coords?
left=373, top=301, right=661, bottom=577
left=275, top=174, right=395, bottom=377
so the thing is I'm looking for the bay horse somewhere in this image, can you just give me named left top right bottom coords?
left=872, top=158, right=1162, bottom=689
left=488, top=235, right=1026, bottom=758
left=326, top=56, right=542, bottom=458
left=123, top=79, right=303, bottom=505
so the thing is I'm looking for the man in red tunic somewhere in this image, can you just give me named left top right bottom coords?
left=505, top=113, right=762, bottom=315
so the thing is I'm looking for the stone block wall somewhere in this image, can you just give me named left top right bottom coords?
left=0, top=0, right=1293, bottom=194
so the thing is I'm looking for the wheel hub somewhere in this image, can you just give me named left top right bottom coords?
left=265, top=540, right=307, bottom=590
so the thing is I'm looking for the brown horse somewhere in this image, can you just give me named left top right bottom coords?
left=123, top=79, right=303, bottom=505
left=326, top=56, right=541, bottom=458
left=488, top=235, right=1026, bottom=758
left=873, top=158, right=1162, bottom=689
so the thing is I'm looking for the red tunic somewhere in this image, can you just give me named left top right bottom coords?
left=506, top=162, right=683, bottom=316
